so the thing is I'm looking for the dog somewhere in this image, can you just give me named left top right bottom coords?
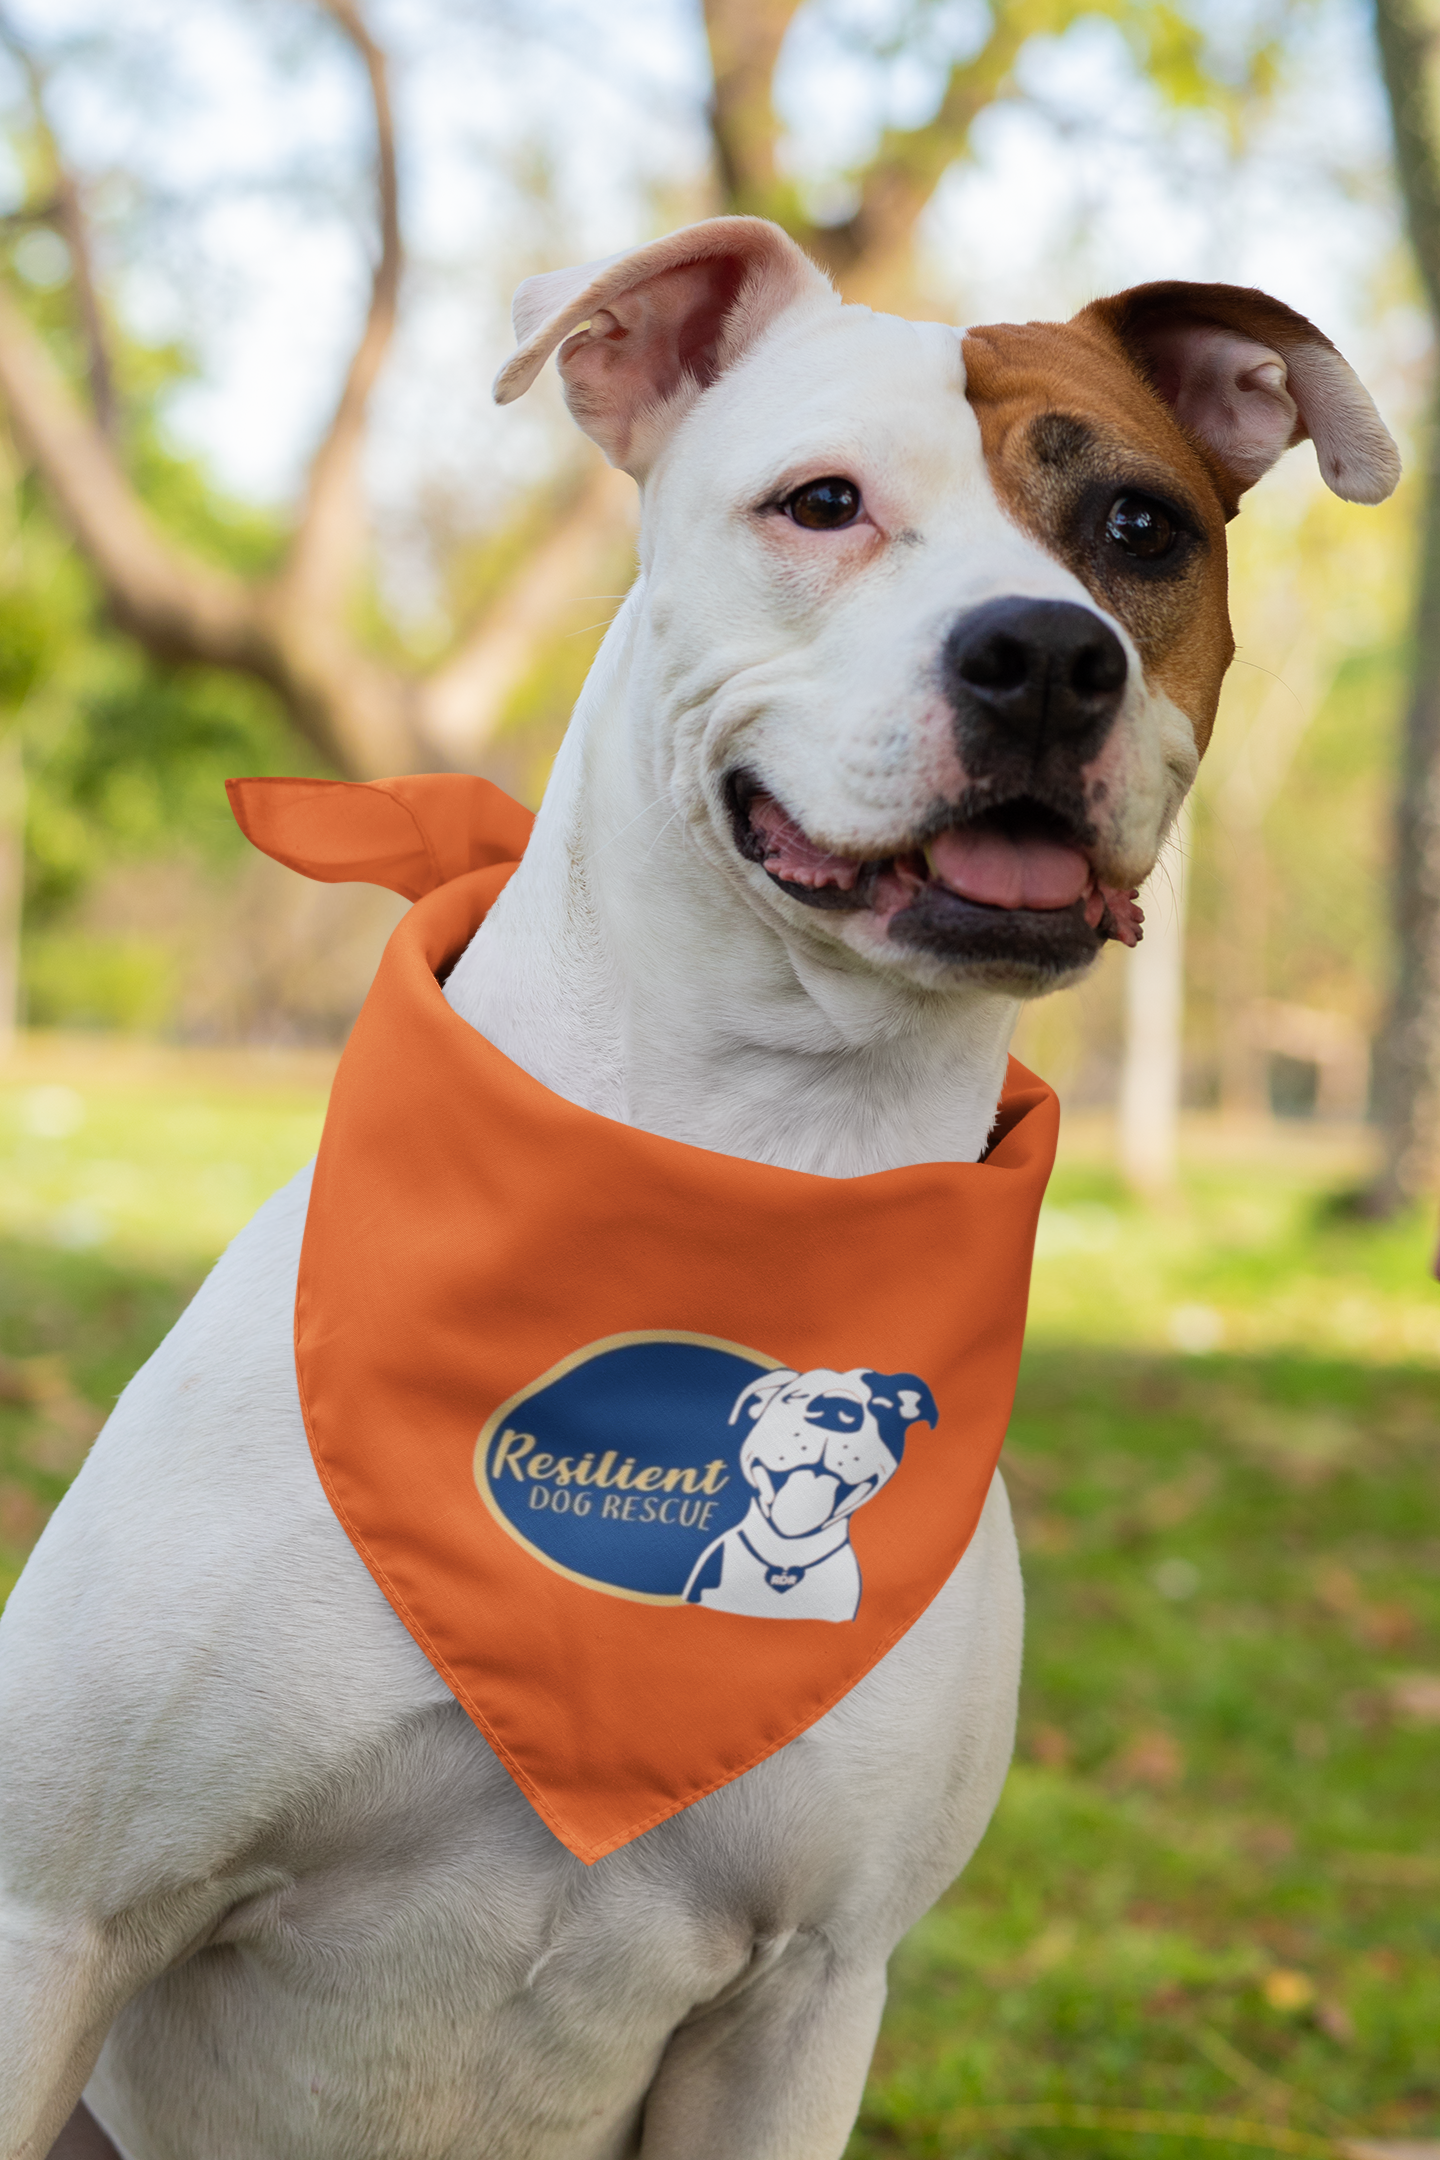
left=684, top=1367, right=938, bottom=1621
left=0, top=215, right=1396, bottom=2160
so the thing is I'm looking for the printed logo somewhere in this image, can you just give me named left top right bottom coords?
left=474, top=1332, right=937, bottom=1622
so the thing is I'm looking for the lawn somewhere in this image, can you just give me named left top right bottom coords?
left=855, top=1131, right=1440, bottom=2160
left=0, top=1038, right=1436, bottom=2158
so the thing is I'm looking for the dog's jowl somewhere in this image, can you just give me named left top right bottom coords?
left=0, top=218, right=1397, bottom=2160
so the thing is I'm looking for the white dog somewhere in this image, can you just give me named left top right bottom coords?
left=685, top=1367, right=938, bottom=1621
left=0, top=216, right=1396, bottom=2160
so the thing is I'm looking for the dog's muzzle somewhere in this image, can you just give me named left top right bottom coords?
left=727, top=594, right=1144, bottom=984
left=941, top=596, right=1128, bottom=775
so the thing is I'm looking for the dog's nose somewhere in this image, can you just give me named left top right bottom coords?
left=942, top=597, right=1127, bottom=752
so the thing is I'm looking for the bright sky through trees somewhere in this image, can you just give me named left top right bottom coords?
left=0, top=0, right=1420, bottom=547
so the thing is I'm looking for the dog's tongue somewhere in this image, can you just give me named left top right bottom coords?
left=926, top=827, right=1090, bottom=912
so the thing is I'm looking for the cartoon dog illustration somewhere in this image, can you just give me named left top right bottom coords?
left=684, top=1367, right=938, bottom=1621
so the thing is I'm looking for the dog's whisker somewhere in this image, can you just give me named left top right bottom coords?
left=638, top=806, right=686, bottom=867
left=587, top=794, right=674, bottom=861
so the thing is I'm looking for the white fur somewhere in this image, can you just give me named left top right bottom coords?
left=449, top=301, right=1194, bottom=1175
left=2, top=246, right=1227, bottom=2160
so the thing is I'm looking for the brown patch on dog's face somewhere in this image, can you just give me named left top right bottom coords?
left=962, top=313, right=1236, bottom=752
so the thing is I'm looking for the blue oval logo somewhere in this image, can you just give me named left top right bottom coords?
left=474, top=1333, right=939, bottom=1622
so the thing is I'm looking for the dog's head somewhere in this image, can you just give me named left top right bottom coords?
left=728, top=1366, right=938, bottom=1539
left=495, top=217, right=1397, bottom=996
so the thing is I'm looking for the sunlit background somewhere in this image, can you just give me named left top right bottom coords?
left=0, top=3, right=1436, bottom=2154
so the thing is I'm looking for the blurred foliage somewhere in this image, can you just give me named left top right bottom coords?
left=717, top=0, right=1304, bottom=253
left=1024, top=1144, right=1440, bottom=1361
left=21, top=934, right=176, bottom=1033
left=22, top=661, right=303, bottom=924
left=0, top=212, right=319, bottom=1030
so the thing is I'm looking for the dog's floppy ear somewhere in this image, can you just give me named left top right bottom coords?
left=493, top=217, right=834, bottom=476
left=860, top=1372, right=938, bottom=1463
left=729, top=1370, right=798, bottom=1426
left=1077, top=282, right=1400, bottom=507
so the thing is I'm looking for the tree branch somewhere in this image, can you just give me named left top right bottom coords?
left=0, top=278, right=252, bottom=661
left=803, top=11, right=1032, bottom=289
left=1374, top=0, right=1440, bottom=323
left=703, top=0, right=808, bottom=222
left=0, top=10, right=118, bottom=438
left=0, top=270, right=424, bottom=775
left=277, top=0, right=403, bottom=622
left=1368, top=0, right=1440, bottom=1204
left=0, top=0, right=432, bottom=778
left=51, top=165, right=117, bottom=441
left=419, top=463, right=635, bottom=760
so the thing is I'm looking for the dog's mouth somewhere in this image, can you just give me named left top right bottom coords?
left=751, top=1463, right=875, bottom=1539
left=728, top=775, right=1143, bottom=974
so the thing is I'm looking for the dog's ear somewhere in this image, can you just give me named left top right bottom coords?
left=729, top=1370, right=798, bottom=1426
left=493, top=217, right=834, bottom=476
left=1077, top=282, right=1400, bottom=507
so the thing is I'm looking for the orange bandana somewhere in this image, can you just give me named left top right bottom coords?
left=229, top=774, right=1059, bottom=1863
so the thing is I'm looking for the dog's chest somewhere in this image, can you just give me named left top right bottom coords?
left=93, top=1701, right=882, bottom=2160
left=58, top=1175, right=1022, bottom=2160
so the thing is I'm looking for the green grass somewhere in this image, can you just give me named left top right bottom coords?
left=851, top=1144, right=1440, bottom=2159
left=0, top=1038, right=328, bottom=1600
left=852, top=1342, right=1439, bottom=2158
left=0, top=1043, right=1436, bottom=2153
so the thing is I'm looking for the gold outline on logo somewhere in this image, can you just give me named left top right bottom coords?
left=473, top=1329, right=781, bottom=1605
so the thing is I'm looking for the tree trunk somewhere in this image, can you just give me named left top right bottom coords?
left=1208, top=622, right=1325, bottom=1122
left=1370, top=368, right=1440, bottom=1203
left=1216, top=806, right=1269, bottom=1119
left=0, top=723, right=23, bottom=1055
left=1118, top=803, right=1192, bottom=1195
left=1371, top=0, right=1440, bottom=1208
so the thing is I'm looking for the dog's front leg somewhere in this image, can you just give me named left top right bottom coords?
left=637, top=1937, right=887, bottom=2160
left=1, top=1859, right=286, bottom=2160
left=0, top=1895, right=183, bottom=2160
left=0, top=1916, right=116, bottom=2160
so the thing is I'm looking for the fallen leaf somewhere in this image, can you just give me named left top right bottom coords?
left=1360, top=1603, right=1416, bottom=1651
left=1316, top=1562, right=1364, bottom=1616
left=1021, top=1512, right=1074, bottom=1555
left=1015, top=1921, right=1077, bottom=1978
left=1263, top=1968, right=1316, bottom=2013
left=0, top=1482, right=50, bottom=1549
left=1134, top=1462, right=1217, bottom=1533
left=1317, top=2000, right=1356, bottom=2046
left=1342, top=2143, right=1440, bottom=2160
left=1030, top=1724, right=1071, bottom=1769
left=1243, top=1822, right=1296, bottom=1864
left=1113, top=1728, right=1184, bottom=1791
left=1387, top=1673, right=1440, bottom=1724
left=1234, top=1410, right=1360, bottom=1487
left=1336, top=1853, right=1440, bottom=1888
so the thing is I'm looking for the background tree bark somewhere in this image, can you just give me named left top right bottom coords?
left=1370, top=0, right=1440, bottom=1207
left=0, top=724, right=21, bottom=1052
left=1118, top=803, right=1191, bottom=1193
left=703, top=0, right=1044, bottom=305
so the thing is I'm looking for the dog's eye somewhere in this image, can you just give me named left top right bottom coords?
left=805, top=1394, right=865, bottom=1431
left=1105, top=493, right=1176, bottom=560
left=785, top=477, right=862, bottom=530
